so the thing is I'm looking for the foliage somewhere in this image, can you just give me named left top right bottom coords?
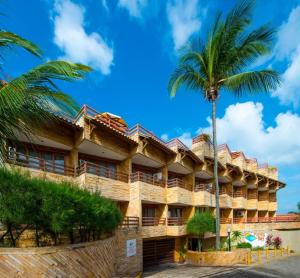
left=0, top=168, right=122, bottom=247
left=0, top=28, right=91, bottom=163
left=266, top=234, right=273, bottom=248
left=252, top=246, right=264, bottom=251
left=231, top=231, right=243, bottom=244
left=236, top=242, right=252, bottom=249
left=168, top=0, right=281, bottom=249
left=272, top=236, right=282, bottom=249
left=186, top=212, right=215, bottom=251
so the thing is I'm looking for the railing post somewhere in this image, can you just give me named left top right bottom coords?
left=266, top=248, right=269, bottom=260
left=257, top=250, right=261, bottom=263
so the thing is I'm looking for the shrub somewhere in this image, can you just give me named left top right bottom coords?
left=273, top=236, right=282, bottom=249
left=186, top=212, right=215, bottom=251
left=0, top=168, right=122, bottom=247
left=266, top=234, right=273, bottom=247
left=236, top=242, right=252, bottom=249
left=252, top=246, right=264, bottom=251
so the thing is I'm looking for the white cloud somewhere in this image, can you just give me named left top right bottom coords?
left=167, top=0, right=202, bottom=50
left=272, top=6, right=300, bottom=107
left=53, top=0, right=114, bottom=74
left=178, top=132, right=193, bottom=148
left=202, top=102, right=300, bottom=165
left=118, top=0, right=148, bottom=18
left=161, top=133, right=169, bottom=141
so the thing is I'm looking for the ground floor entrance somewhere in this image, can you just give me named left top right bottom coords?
left=143, top=238, right=175, bottom=267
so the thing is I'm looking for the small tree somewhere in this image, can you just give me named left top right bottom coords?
left=186, top=212, right=215, bottom=251
left=231, top=231, right=242, bottom=244
left=266, top=234, right=273, bottom=248
left=273, top=236, right=282, bottom=249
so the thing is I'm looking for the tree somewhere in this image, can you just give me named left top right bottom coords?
left=231, top=230, right=242, bottom=245
left=0, top=29, right=91, bottom=162
left=186, top=212, right=215, bottom=251
left=168, top=0, right=281, bottom=249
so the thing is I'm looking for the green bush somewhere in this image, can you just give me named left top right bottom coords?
left=236, top=242, right=252, bottom=249
left=0, top=168, right=122, bottom=247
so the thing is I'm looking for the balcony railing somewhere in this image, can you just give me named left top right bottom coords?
left=167, top=217, right=187, bottom=226
left=126, top=124, right=166, bottom=146
left=120, top=216, right=139, bottom=228
left=78, top=161, right=128, bottom=183
left=247, top=192, right=258, bottom=199
left=130, top=171, right=165, bottom=187
left=194, top=183, right=215, bottom=193
left=6, top=152, right=75, bottom=176
left=73, top=105, right=128, bottom=133
left=142, top=217, right=166, bottom=226
left=220, top=218, right=232, bottom=224
left=233, top=217, right=246, bottom=224
left=246, top=215, right=299, bottom=223
left=219, top=187, right=232, bottom=196
left=233, top=191, right=247, bottom=198
left=258, top=195, right=269, bottom=201
left=167, top=178, right=191, bottom=190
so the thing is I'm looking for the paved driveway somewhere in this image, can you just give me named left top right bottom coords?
left=143, top=255, right=300, bottom=278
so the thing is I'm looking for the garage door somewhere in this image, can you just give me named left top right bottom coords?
left=143, top=239, right=175, bottom=267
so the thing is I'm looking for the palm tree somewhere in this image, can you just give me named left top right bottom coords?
left=168, top=0, right=281, bottom=249
left=0, top=30, right=91, bottom=161
left=186, top=212, right=215, bottom=252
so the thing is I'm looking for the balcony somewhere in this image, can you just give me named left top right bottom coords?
left=194, top=183, right=216, bottom=207
left=167, top=217, right=187, bottom=236
left=269, top=201, right=277, bottom=211
left=220, top=218, right=232, bottom=224
left=219, top=188, right=232, bottom=208
left=78, top=161, right=129, bottom=201
left=167, top=179, right=193, bottom=205
left=141, top=217, right=167, bottom=238
left=131, top=171, right=166, bottom=203
left=233, top=217, right=246, bottom=224
left=232, top=192, right=247, bottom=209
left=6, top=151, right=75, bottom=181
left=247, top=192, right=258, bottom=210
left=119, top=216, right=139, bottom=229
left=258, top=195, right=269, bottom=211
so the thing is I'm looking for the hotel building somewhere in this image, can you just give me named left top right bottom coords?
left=6, top=105, right=298, bottom=269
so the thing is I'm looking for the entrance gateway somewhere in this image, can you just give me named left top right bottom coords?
left=143, top=238, right=175, bottom=267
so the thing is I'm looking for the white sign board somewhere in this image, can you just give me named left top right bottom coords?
left=241, top=231, right=268, bottom=248
left=126, top=239, right=136, bottom=257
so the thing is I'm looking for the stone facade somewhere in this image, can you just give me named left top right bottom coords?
left=6, top=104, right=295, bottom=270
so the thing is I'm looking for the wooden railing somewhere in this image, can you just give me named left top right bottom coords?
left=73, top=105, right=127, bottom=133
left=167, top=217, right=187, bottom=226
left=130, top=171, right=165, bottom=187
left=78, top=161, right=128, bottom=182
left=167, top=178, right=191, bottom=190
left=6, top=152, right=75, bottom=176
left=233, top=191, right=247, bottom=198
left=220, top=218, right=232, bottom=224
left=219, top=187, right=232, bottom=196
left=142, top=217, right=166, bottom=226
left=166, top=138, right=189, bottom=151
left=194, top=183, right=215, bottom=193
left=120, top=216, right=139, bottom=228
left=233, top=217, right=246, bottom=224
left=126, top=124, right=166, bottom=146
left=258, top=195, right=269, bottom=201
left=247, top=192, right=258, bottom=199
left=246, top=215, right=299, bottom=223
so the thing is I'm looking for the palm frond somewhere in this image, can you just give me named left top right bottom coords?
left=0, top=31, right=42, bottom=57
left=168, top=64, right=206, bottom=97
left=223, top=70, right=281, bottom=96
left=0, top=60, right=92, bottom=162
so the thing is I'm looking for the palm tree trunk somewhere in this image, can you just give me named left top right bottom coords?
left=212, top=99, right=220, bottom=249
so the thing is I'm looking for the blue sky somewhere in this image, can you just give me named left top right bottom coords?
left=4, top=0, right=300, bottom=213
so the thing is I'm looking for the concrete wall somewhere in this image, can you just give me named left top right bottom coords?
left=271, top=229, right=300, bottom=252
left=186, top=249, right=248, bottom=266
left=0, top=237, right=116, bottom=278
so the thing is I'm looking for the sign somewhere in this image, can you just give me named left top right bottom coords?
left=241, top=231, right=268, bottom=248
left=126, top=239, right=136, bottom=257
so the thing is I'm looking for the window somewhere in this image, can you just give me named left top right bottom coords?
left=142, top=207, right=155, bottom=217
left=79, top=158, right=117, bottom=178
left=168, top=208, right=182, bottom=218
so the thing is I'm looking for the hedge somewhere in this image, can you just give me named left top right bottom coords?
left=0, top=168, right=122, bottom=247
